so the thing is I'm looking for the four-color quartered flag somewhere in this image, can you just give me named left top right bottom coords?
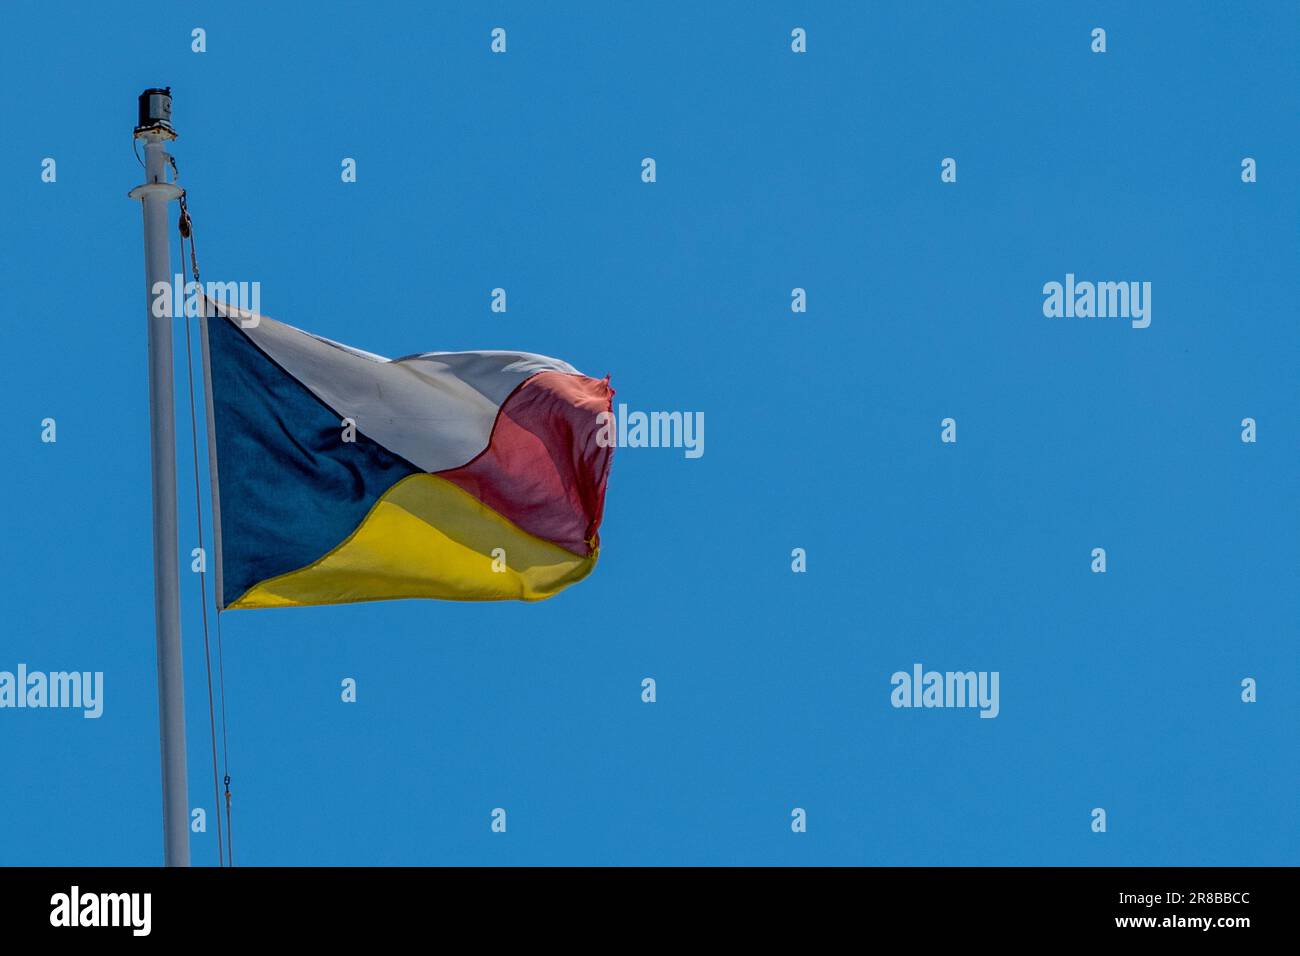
left=201, top=304, right=614, bottom=609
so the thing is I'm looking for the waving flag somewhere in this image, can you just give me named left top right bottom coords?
left=201, top=305, right=613, bottom=609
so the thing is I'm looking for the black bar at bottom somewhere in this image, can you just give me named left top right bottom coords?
left=0, top=866, right=1282, bottom=940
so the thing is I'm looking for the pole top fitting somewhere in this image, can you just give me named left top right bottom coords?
left=135, top=87, right=178, bottom=140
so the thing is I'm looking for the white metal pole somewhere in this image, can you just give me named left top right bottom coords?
left=129, top=89, right=190, bottom=867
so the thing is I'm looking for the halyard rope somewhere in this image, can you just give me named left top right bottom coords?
left=172, top=155, right=234, bottom=866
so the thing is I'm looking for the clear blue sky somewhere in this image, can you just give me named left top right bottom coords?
left=1, top=1, right=1296, bottom=865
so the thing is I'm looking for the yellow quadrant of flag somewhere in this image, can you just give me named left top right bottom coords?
left=230, top=474, right=597, bottom=608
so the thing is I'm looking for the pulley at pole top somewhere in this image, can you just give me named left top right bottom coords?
left=135, top=87, right=177, bottom=140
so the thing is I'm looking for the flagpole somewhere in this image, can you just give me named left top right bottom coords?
left=129, top=87, right=191, bottom=867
